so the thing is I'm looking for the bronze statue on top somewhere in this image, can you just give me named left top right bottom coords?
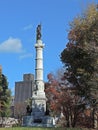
left=36, top=24, right=41, bottom=41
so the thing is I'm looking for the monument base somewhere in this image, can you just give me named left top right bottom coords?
left=22, top=115, right=55, bottom=127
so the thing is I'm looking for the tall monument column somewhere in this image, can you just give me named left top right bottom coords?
left=35, top=25, right=44, bottom=92
left=32, top=24, right=46, bottom=120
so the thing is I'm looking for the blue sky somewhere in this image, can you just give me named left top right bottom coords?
left=0, top=0, right=97, bottom=95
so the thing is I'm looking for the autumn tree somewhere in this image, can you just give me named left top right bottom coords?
left=61, top=3, right=98, bottom=108
left=45, top=71, right=87, bottom=127
left=60, top=3, right=98, bottom=128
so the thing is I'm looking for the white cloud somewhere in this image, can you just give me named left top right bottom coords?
left=19, top=53, right=32, bottom=60
left=0, top=37, right=24, bottom=53
left=23, top=24, right=33, bottom=31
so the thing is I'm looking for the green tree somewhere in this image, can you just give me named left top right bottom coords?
left=0, top=70, right=11, bottom=126
left=60, top=4, right=98, bottom=127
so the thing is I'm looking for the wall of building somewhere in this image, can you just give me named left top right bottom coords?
left=14, top=74, right=35, bottom=117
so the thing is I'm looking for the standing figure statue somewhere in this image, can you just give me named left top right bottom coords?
left=36, top=24, right=41, bottom=40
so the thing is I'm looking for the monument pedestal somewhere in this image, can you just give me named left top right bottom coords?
left=22, top=90, right=55, bottom=127
left=31, top=93, right=46, bottom=121
left=22, top=115, right=55, bottom=127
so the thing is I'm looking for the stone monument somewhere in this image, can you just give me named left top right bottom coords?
left=31, top=24, right=46, bottom=121
left=22, top=25, right=55, bottom=127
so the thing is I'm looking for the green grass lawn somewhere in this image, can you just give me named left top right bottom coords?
left=0, top=127, right=83, bottom=130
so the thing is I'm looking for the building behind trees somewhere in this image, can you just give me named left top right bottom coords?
left=14, top=74, right=35, bottom=118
